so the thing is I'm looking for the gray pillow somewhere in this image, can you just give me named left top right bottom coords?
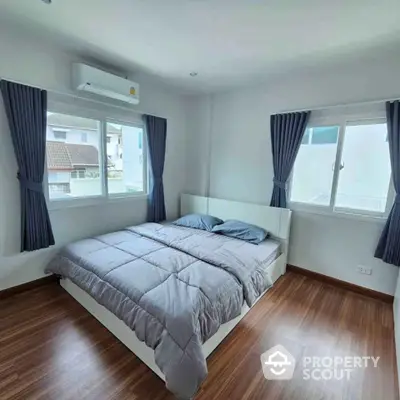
left=212, top=220, right=268, bottom=244
left=173, top=214, right=223, bottom=232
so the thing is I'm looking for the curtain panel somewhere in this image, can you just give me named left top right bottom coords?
left=1, top=80, right=55, bottom=251
left=270, top=111, right=311, bottom=208
left=144, top=114, right=167, bottom=223
left=375, top=101, right=400, bottom=266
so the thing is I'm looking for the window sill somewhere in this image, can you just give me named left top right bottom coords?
left=289, top=202, right=388, bottom=225
left=48, top=193, right=148, bottom=212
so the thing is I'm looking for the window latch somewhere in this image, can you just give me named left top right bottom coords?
left=332, top=162, right=345, bottom=172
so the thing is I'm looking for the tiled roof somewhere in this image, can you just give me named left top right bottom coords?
left=66, top=143, right=99, bottom=166
left=46, top=141, right=99, bottom=170
left=46, top=141, right=72, bottom=170
left=47, top=113, right=121, bottom=134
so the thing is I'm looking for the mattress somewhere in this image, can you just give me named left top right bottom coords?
left=258, top=239, right=281, bottom=269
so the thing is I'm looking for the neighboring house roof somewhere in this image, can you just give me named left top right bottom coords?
left=46, top=141, right=99, bottom=170
left=47, top=113, right=121, bottom=134
left=46, top=141, right=73, bottom=170
left=66, top=143, right=99, bottom=166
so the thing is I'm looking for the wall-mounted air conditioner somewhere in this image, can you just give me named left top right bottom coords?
left=72, top=63, right=139, bottom=105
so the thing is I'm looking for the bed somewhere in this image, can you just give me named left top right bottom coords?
left=46, top=194, right=292, bottom=399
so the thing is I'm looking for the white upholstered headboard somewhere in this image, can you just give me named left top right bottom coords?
left=180, top=194, right=292, bottom=254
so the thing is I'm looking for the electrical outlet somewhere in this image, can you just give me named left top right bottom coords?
left=356, top=266, right=372, bottom=275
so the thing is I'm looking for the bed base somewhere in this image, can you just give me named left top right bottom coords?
left=60, top=252, right=286, bottom=381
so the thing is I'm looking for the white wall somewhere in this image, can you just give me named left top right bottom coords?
left=0, top=25, right=187, bottom=290
left=185, top=51, right=400, bottom=295
left=185, top=95, right=214, bottom=196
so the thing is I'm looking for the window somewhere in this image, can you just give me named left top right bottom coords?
left=290, top=119, right=392, bottom=217
left=53, top=130, right=67, bottom=140
left=335, top=122, right=391, bottom=213
left=106, top=122, right=145, bottom=195
left=46, top=113, right=102, bottom=200
left=301, top=126, right=339, bottom=145
left=45, top=110, right=147, bottom=204
left=291, top=126, right=340, bottom=206
left=71, top=168, right=86, bottom=179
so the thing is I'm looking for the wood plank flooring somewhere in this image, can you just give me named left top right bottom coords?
left=0, top=271, right=397, bottom=400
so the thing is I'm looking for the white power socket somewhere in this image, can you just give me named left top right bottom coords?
left=356, top=266, right=372, bottom=275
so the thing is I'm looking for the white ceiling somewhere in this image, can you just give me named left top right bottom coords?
left=1, top=0, right=400, bottom=92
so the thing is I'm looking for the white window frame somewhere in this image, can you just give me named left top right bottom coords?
left=45, top=99, right=148, bottom=210
left=288, top=114, right=394, bottom=221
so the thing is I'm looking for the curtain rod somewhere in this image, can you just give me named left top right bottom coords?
left=278, top=96, right=399, bottom=114
left=0, top=75, right=168, bottom=119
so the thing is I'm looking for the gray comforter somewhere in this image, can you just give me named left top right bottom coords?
left=46, top=223, right=274, bottom=399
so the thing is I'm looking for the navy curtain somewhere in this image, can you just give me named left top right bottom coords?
left=375, top=101, right=400, bottom=266
left=270, top=111, right=311, bottom=208
left=145, top=114, right=167, bottom=222
left=1, top=80, right=54, bottom=252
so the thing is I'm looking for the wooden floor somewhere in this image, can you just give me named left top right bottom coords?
left=0, top=271, right=397, bottom=400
